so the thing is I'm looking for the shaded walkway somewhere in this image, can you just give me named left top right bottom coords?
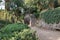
left=30, top=27, right=60, bottom=40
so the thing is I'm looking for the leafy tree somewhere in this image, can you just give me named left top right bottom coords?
left=5, top=0, right=24, bottom=11
left=5, top=0, right=60, bottom=19
left=5, top=0, right=25, bottom=20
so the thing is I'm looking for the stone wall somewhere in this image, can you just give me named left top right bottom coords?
left=36, top=19, right=60, bottom=30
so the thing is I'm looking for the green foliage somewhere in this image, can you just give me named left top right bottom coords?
left=40, top=7, right=60, bottom=24
left=0, top=23, right=29, bottom=33
left=0, top=23, right=37, bottom=40
left=6, top=0, right=51, bottom=19
left=0, top=29, right=37, bottom=40
left=0, top=20, right=12, bottom=28
left=10, top=0, right=24, bottom=11
left=34, top=12, right=40, bottom=18
left=39, top=0, right=49, bottom=8
left=6, top=0, right=24, bottom=11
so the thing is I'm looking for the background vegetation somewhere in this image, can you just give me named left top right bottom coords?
left=0, top=0, right=60, bottom=40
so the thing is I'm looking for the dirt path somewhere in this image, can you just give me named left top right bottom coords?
left=30, top=27, right=60, bottom=40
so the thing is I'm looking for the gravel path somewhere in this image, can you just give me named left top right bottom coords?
left=30, top=27, right=60, bottom=40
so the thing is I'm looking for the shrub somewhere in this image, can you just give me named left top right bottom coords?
left=0, top=23, right=37, bottom=40
left=0, top=29, right=37, bottom=40
left=40, top=7, right=60, bottom=24
left=0, top=23, right=29, bottom=33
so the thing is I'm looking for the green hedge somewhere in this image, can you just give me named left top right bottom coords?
left=0, top=29, right=37, bottom=40
left=0, top=23, right=29, bottom=33
left=40, top=7, right=60, bottom=24
left=0, top=23, right=37, bottom=40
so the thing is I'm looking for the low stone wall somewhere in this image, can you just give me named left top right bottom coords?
left=36, top=19, right=60, bottom=30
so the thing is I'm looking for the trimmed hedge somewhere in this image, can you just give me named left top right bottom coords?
left=0, top=23, right=37, bottom=40
left=0, top=23, right=29, bottom=33
left=40, top=7, right=60, bottom=24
